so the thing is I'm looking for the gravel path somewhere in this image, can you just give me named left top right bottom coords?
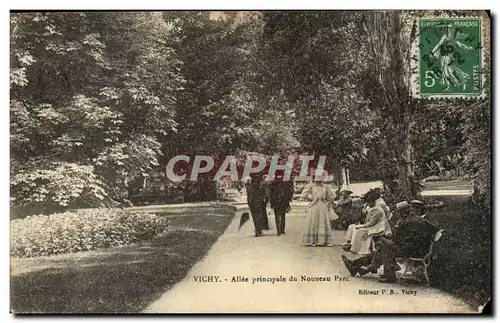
left=144, top=204, right=476, bottom=313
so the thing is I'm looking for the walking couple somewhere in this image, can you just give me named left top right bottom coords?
left=247, top=172, right=294, bottom=237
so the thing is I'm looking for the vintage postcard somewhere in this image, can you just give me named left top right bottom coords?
left=9, top=10, right=491, bottom=314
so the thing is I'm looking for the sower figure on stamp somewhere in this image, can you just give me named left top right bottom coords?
left=247, top=173, right=268, bottom=237
left=270, top=170, right=294, bottom=236
left=431, top=24, right=474, bottom=91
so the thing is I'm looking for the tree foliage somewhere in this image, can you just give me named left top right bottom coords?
left=261, top=10, right=490, bottom=203
left=462, top=100, right=491, bottom=209
left=10, top=12, right=183, bottom=213
left=162, top=12, right=268, bottom=156
left=261, top=12, right=379, bottom=167
left=10, top=11, right=490, bottom=212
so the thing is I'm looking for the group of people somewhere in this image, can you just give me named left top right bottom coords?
left=341, top=191, right=440, bottom=283
left=246, top=169, right=348, bottom=245
left=341, top=188, right=392, bottom=255
left=246, top=170, right=441, bottom=284
left=246, top=169, right=338, bottom=242
left=246, top=172, right=295, bottom=237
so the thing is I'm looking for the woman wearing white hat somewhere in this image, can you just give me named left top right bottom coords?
left=300, top=170, right=335, bottom=247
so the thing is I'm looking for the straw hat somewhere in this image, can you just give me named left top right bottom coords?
left=410, top=200, right=425, bottom=206
left=396, top=201, right=410, bottom=210
left=341, top=188, right=353, bottom=195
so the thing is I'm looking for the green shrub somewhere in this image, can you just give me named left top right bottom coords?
left=10, top=209, right=168, bottom=258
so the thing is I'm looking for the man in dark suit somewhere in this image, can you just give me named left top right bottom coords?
left=410, top=199, right=427, bottom=218
left=269, top=174, right=294, bottom=236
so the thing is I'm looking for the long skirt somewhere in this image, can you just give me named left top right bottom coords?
left=260, top=204, right=270, bottom=230
left=345, top=224, right=372, bottom=255
left=440, top=56, right=470, bottom=88
left=302, top=201, right=332, bottom=246
left=249, top=204, right=266, bottom=232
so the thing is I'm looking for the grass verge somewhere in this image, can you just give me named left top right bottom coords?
left=10, top=210, right=235, bottom=313
left=425, top=196, right=491, bottom=310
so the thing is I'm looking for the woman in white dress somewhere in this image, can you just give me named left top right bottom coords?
left=301, top=170, right=335, bottom=247
left=342, top=189, right=392, bottom=255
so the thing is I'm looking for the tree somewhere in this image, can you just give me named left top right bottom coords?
left=10, top=12, right=183, bottom=214
left=411, top=102, right=465, bottom=178
left=360, top=11, right=425, bottom=199
left=161, top=13, right=297, bottom=181
left=462, top=100, right=491, bottom=210
left=261, top=12, right=379, bottom=171
left=161, top=12, right=263, bottom=157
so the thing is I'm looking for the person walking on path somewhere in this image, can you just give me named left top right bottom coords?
left=247, top=174, right=268, bottom=237
left=300, top=170, right=335, bottom=247
left=260, top=175, right=271, bottom=230
left=270, top=172, right=295, bottom=236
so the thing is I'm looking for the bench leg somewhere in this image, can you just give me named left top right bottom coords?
left=398, top=259, right=410, bottom=282
left=423, top=262, right=430, bottom=286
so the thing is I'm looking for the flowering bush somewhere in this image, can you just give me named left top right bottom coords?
left=11, top=209, right=168, bottom=258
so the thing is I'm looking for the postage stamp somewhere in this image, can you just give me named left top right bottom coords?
left=416, top=17, right=486, bottom=98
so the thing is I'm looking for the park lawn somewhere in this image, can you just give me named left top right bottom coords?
left=423, top=180, right=473, bottom=191
left=10, top=210, right=235, bottom=313
left=425, top=196, right=491, bottom=310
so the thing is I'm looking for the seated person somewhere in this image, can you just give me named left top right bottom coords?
left=341, top=200, right=410, bottom=276
left=351, top=200, right=440, bottom=283
left=387, top=201, right=410, bottom=228
left=341, top=190, right=392, bottom=255
left=332, top=189, right=355, bottom=229
left=410, top=199, right=426, bottom=218
left=342, top=191, right=370, bottom=248
left=373, top=188, right=392, bottom=221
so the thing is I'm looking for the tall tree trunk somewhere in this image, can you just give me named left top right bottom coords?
left=398, top=126, right=415, bottom=199
left=363, top=11, right=420, bottom=199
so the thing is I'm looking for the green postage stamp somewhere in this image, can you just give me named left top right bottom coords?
left=415, top=17, right=487, bottom=98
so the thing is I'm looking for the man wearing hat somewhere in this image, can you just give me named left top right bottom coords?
left=410, top=200, right=426, bottom=218
left=270, top=171, right=294, bottom=236
left=354, top=200, right=440, bottom=282
left=388, top=200, right=411, bottom=228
